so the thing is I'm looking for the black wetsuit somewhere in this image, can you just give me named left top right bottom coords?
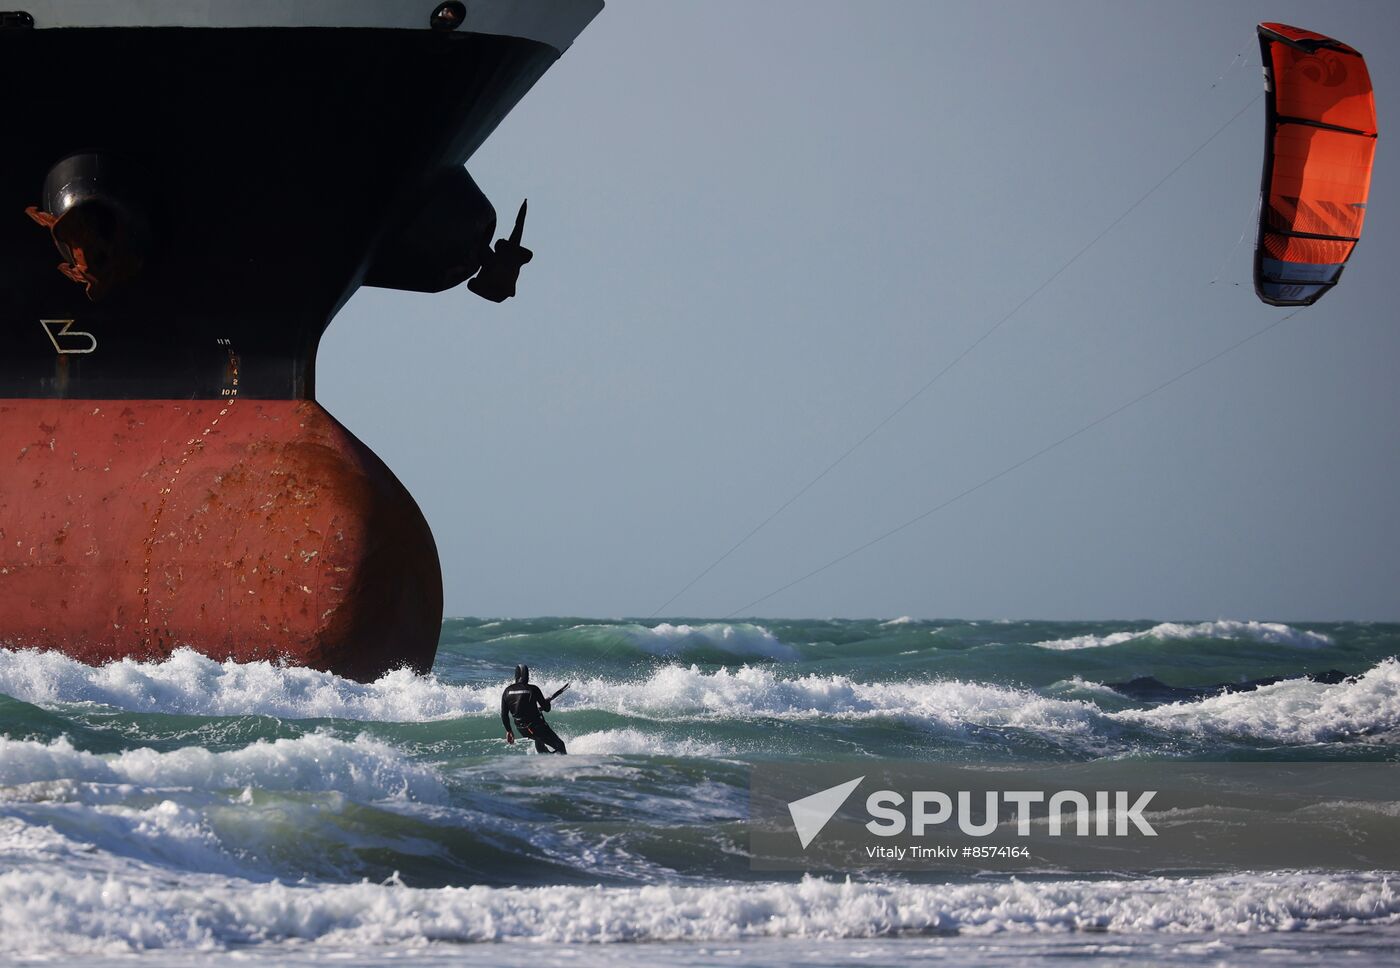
left=501, top=682, right=567, bottom=754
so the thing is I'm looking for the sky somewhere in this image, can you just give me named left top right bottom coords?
left=319, top=0, right=1400, bottom=622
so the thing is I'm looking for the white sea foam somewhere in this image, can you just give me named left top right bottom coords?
left=1033, top=620, right=1333, bottom=651
left=1045, top=677, right=1128, bottom=700
left=881, top=616, right=919, bottom=626
left=567, top=665, right=1101, bottom=735
left=614, top=623, right=797, bottom=660
left=7, top=646, right=1396, bottom=747
left=0, top=869, right=1395, bottom=955
left=1115, top=658, right=1400, bottom=744
left=0, top=733, right=445, bottom=803
left=0, top=795, right=246, bottom=881
left=0, top=734, right=450, bottom=882
left=0, top=647, right=481, bottom=721
left=0, top=647, right=1097, bottom=734
left=565, top=728, right=733, bottom=758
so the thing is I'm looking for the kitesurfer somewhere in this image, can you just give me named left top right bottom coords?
left=501, top=664, right=569, bottom=754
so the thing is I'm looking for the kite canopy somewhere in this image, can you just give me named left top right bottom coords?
left=1254, top=23, right=1377, bottom=307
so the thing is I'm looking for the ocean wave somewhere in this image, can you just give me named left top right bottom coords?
left=0, top=733, right=445, bottom=803
left=1114, top=658, right=1400, bottom=744
left=0, top=648, right=1097, bottom=735
left=0, top=734, right=450, bottom=883
left=0, top=647, right=481, bottom=721
left=566, top=665, right=1101, bottom=735
left=0, top=870, right=1395, bottom=955
left=614, top=623, right=797, bottom=660
left=1033, top=620, right=1333, bottom=651
left=7, top=646, right=1396, bottom=749
left=472, top=621, right=799, bottom=661
left=565, top=728, right=735, bottom=758
left=1044, top=677, right=1130, bottom=700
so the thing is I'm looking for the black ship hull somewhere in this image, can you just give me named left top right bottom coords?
left=1, top=26, right=558, bottom=398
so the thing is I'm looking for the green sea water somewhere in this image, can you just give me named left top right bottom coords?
left=1, top=616, right=1397, bottom=964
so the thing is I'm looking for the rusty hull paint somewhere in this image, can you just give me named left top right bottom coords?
left=0, top=399, right=441, bottom=681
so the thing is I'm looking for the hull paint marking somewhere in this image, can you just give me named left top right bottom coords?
left=40, top=319, right=97, bottom=355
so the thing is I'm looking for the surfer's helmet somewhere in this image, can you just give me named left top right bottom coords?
left=514, top=664, right=529, bottom=683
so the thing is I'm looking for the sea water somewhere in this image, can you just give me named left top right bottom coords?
left=1, top=617, right=1397, bottom=965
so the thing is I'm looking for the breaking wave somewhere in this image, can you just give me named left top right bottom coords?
left=0, top=733, right=446, bottom=803
left=473, top=621, right=799, bottom=661
left=564, top=728, right=733, bottom=758
left=7, top=646, right=1400, bottom=748
left=0, top=870, right=1395, bottom=956
left=0, top=647, right=477, bottom=721
left=1116, top=658, right=1400, bottom=744
left=565, top=665, right=1101, bottom=735
left=613, top=622, right=797, bottom=660
left=1033, top=620, right=1333, bottom=651
left=0, top=647, right=1097, bottom=733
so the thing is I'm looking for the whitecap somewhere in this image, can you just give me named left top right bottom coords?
left=563, top=728, right=733, bottom=758
left=0, top=870, right=1396, bottom=955
left=0, top=733, right=445, bottom=803
left=615, top=622, right=797, bottom=660
left=565, top=664, right=1101, bottom=735
left=1033, top=620, right=1333, bottom=651
left=0, top=647, right=1102, bottom=735
left=0, top=647, right=483, bottom=721
left=1114, top=658, right=1400, bottom=744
